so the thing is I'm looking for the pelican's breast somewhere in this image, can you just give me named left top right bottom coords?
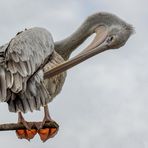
left=43, top=51, right=67, bottom=101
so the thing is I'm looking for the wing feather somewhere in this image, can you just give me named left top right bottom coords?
left=11, top=73, right=23, bottom=93
left=0, top=27, right=54, bottom=102
left=6, top=70, right=13, bottom=88
left=0, top=67, right=6, bottom=101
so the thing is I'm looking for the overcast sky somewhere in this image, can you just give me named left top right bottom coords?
left=0, top=0, right=147, bottom=148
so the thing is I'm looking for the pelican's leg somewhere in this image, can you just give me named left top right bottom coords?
left=37, top=105, right=58, bottom=142
left=42, top=105, right=53, bottom=123
left=17, top=112, right=32, bottom=129
left=16, top=112, right=37, bottom=141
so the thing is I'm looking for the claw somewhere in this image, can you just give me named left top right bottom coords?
left=16, top=129, right=37, bottom=141
left=16, top=129, right=26, bottom=139
left=37, top=105, right=58, bottom=142
left=38, top=127, right=58, bottom=142
left=15, top=106, right=58, bottom=142
left=16, top=112, right=37, bottom=141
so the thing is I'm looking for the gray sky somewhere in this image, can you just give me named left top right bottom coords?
left=0, top=0, right=147, bottom=148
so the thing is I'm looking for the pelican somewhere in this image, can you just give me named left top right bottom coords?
left=0, top=12, right=133, bottom=142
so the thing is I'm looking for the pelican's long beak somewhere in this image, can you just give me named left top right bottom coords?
left=44, top=26, right=109, bottom=79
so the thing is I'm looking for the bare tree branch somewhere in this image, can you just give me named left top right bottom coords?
left=0, top=121, right=59, bottom=131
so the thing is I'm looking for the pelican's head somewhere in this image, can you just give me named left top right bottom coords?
left=44, top=12, right=134, bottom=79
left=84, top=12, right=134, bottom=51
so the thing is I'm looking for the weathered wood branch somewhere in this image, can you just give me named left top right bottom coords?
left=0, top=121, right=59, bottom=131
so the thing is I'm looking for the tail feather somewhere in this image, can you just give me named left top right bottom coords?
left=7, top=72, right=51, bottom=113
left=20, top=94, right=32, bottom=112
left=8, top=99, right=17, bottom=112
left=16, top=97, right=25, bottom=113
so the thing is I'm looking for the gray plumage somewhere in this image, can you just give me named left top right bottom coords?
left=0, top=27, right=54, bottom=113
left=0, top=12, right=133, bottom=114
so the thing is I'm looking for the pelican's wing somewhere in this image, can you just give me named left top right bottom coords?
left=0, top=27, right=54, bottom=102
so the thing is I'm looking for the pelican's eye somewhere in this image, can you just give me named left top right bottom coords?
left=106, top=35, right=115, bottom=44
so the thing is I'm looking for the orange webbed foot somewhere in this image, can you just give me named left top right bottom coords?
left=16, top=129, right=37, bottom=141
left=38, top=127, right=58, bottom=142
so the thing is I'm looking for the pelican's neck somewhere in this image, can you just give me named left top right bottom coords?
left=54, top=12, right=130, bottom=60
left=54, top=21, right=92, bottom=60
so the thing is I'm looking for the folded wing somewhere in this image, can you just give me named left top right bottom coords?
left=0, top=27, right=54, bottom=112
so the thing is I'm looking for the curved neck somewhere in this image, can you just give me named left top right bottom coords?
left=54, top=21, right=91, bottom=60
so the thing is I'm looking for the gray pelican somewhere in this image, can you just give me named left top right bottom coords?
left=0, top=12, right=133, bottom=142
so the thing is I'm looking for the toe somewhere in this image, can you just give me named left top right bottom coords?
left=49, top=128, right=58, bottom=138
left=16, top=129, right=26, bottom=139
left=26, top=129, right=37, bottom=140
left=38, top=127, right=58, bottom=142
left=38, top=128, right=50, bottom=142
left=16, top=129, right=37, bottom=141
